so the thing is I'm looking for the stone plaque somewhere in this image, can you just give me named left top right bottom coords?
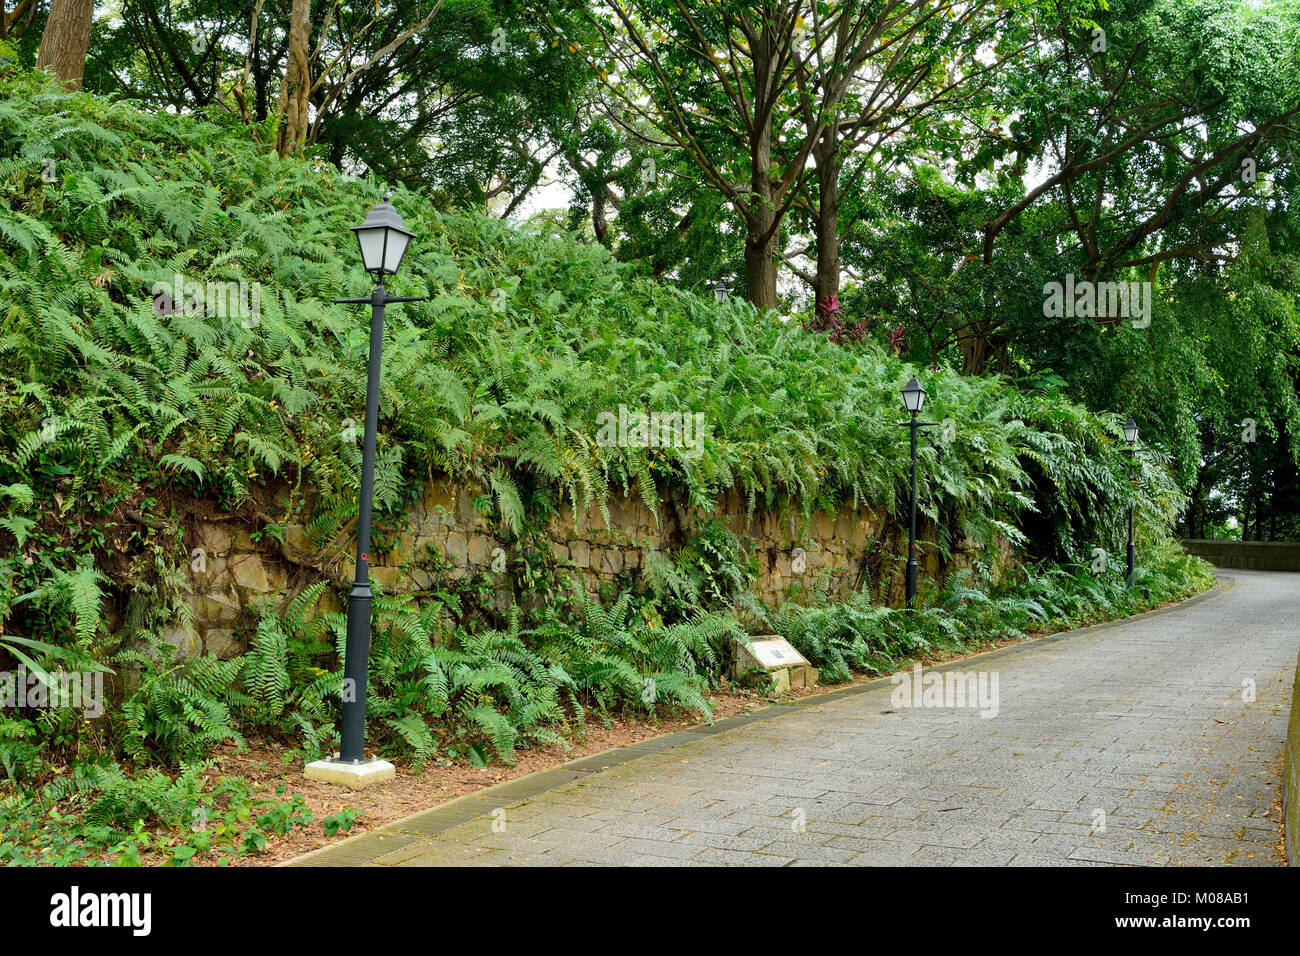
left=745, top=636, right=809, bottom=670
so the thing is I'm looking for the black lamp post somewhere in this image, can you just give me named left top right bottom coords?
left=1123, top=416, right=1139, bottom=581
left=712, top=279, right=730, bottom=303
left=328, top=193, right=425, bottom=768
left=900, top=377, right=935, bottom=608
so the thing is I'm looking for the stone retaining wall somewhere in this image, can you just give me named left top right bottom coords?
left=167, top=477, right=1014, bottom=659
left=1181, top=539, right=1300, bottom=572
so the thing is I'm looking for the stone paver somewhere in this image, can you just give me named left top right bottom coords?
left=293, top=571, right=1299, bottom=866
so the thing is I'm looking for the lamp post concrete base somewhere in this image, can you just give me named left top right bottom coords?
left=304, top=756, right=396, bottom=789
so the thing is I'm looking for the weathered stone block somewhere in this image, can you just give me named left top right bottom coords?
left=304, top=757, right=396, bottom=789
left=367, top=565, right=403, bottom=592
left=446, top=531, right=468, bottom=565
left=194, top=523, right=235, bottom=554
left=468, top=535, right=492, bottom=567
left=191, top=590, right=240, bottom=627
left=162, top=625, right=202, bottom=660
left=420, top=480, right=456, bottom=519
left=384, top=531, right=418, bottom=564
left=204, top=628, right=241, bottom=659
left=230, top=554, right=271, bottom=592
left=281, top=522, right=318, bottom=561
left=405, top=568, right=436, bottom=590
left=769, top=668, right=790, bottom=696
left=413, top=528, right=449, bottom=555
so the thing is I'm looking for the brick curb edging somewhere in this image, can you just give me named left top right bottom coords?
left=283, top=573, right=1235, bottom=866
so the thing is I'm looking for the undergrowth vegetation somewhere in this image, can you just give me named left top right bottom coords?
left=770, top=540, right=1215, bottom=684
left=0, top=72, right=1213, bottom=864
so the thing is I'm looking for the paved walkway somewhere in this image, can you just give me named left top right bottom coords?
left=293, top=571, right=1300, bottom=867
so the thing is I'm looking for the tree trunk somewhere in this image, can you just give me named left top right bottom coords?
left=813, top=137, right=841, bottom=314
left=275, top=0, right=312, bottom=158
left=231, top=0, right=267, bottom=125
left=745, top=220, right=779, bottom=312
left=35, top=0, right=94, bottom=91
left=957, top=322, right=991, bottom=375
left=744, top=121, right=779, bottom=311
left=1188, top=472, right=1204, bottom=538
left=592, top=187, right=608, bottom=245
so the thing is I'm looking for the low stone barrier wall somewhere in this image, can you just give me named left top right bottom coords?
left=165, top=477, right=1014, bottom=659
left=1181, top=539, right=1300, bottom=571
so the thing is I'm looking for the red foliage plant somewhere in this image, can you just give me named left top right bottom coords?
left=803, top=293, right=870, bottom=345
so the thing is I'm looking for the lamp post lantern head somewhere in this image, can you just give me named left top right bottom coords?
left=1123, top=417, right=1139, bottom=445
left=712, top=280, right=730, bottom=303
left=901, top=376, right=927, bottom=415
left=351, top=192, right=416, bottom=277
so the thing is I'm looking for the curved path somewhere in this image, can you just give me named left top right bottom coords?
left=292, top=571, right=1300, bottom=867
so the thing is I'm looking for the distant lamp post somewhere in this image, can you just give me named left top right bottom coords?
left=1123, top=416, right=1139, bottom=581
left=900, top=377, right=936, bottom=608
left=712, top=279, right=730, bottom=303
left=305, top=192, right=426, bottom=790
